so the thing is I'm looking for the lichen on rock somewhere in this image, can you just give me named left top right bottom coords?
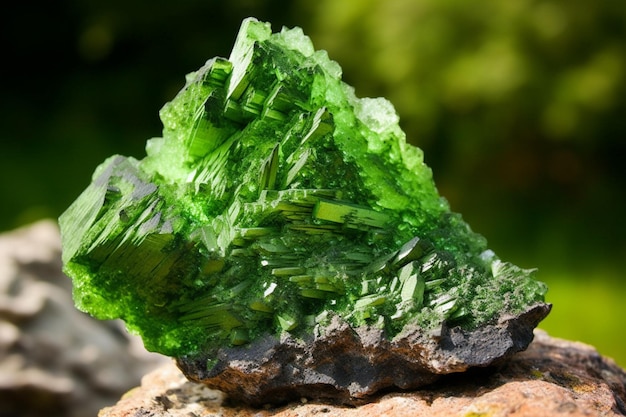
left=59, top=18, right=550, bottom=404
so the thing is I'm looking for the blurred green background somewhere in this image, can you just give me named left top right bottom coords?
left=2, top=1, right=624, bottom=365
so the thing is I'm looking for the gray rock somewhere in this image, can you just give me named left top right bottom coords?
left=99, top=330, right=626, bottom=417
left=0, top=221, right=167, bottom=417
left=177, top=302, right=550, bottom=406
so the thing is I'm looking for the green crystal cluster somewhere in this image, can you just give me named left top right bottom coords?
left=59, top=18, right=547, bottom=357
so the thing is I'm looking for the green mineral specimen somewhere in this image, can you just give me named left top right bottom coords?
left=59, top=18, right=547, bottom=358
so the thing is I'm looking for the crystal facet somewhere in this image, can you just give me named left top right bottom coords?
left=59, top=18, right=550, bottom=404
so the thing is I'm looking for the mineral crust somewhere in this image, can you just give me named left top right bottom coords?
left=59, top=18, right=550, bottom=405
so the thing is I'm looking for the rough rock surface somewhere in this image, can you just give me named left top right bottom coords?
left=178, top=303, right=550, bottom=406
left=100, top=330, right=626, bottom=417
left=0, top=221, right=167, bottom=417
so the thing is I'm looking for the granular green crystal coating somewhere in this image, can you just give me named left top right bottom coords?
left=59, top=18, right=547, bottom=359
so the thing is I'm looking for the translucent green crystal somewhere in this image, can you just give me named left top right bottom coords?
left=59, top=18, right=547, bottom=358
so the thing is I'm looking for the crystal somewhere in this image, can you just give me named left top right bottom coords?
left=59, top=18, right=550, bottom=404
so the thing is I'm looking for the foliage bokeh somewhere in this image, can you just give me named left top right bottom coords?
left=2, top=0, right=624, bottom=365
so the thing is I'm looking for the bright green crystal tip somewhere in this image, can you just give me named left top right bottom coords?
left=59, top=18, right=547, bottom=357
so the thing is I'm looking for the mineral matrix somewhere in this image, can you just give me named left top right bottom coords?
left=59, top=18, right=549, bottom=404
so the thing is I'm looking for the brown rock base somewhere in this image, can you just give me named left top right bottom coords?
left=99, top=330, right=626, bottom=417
